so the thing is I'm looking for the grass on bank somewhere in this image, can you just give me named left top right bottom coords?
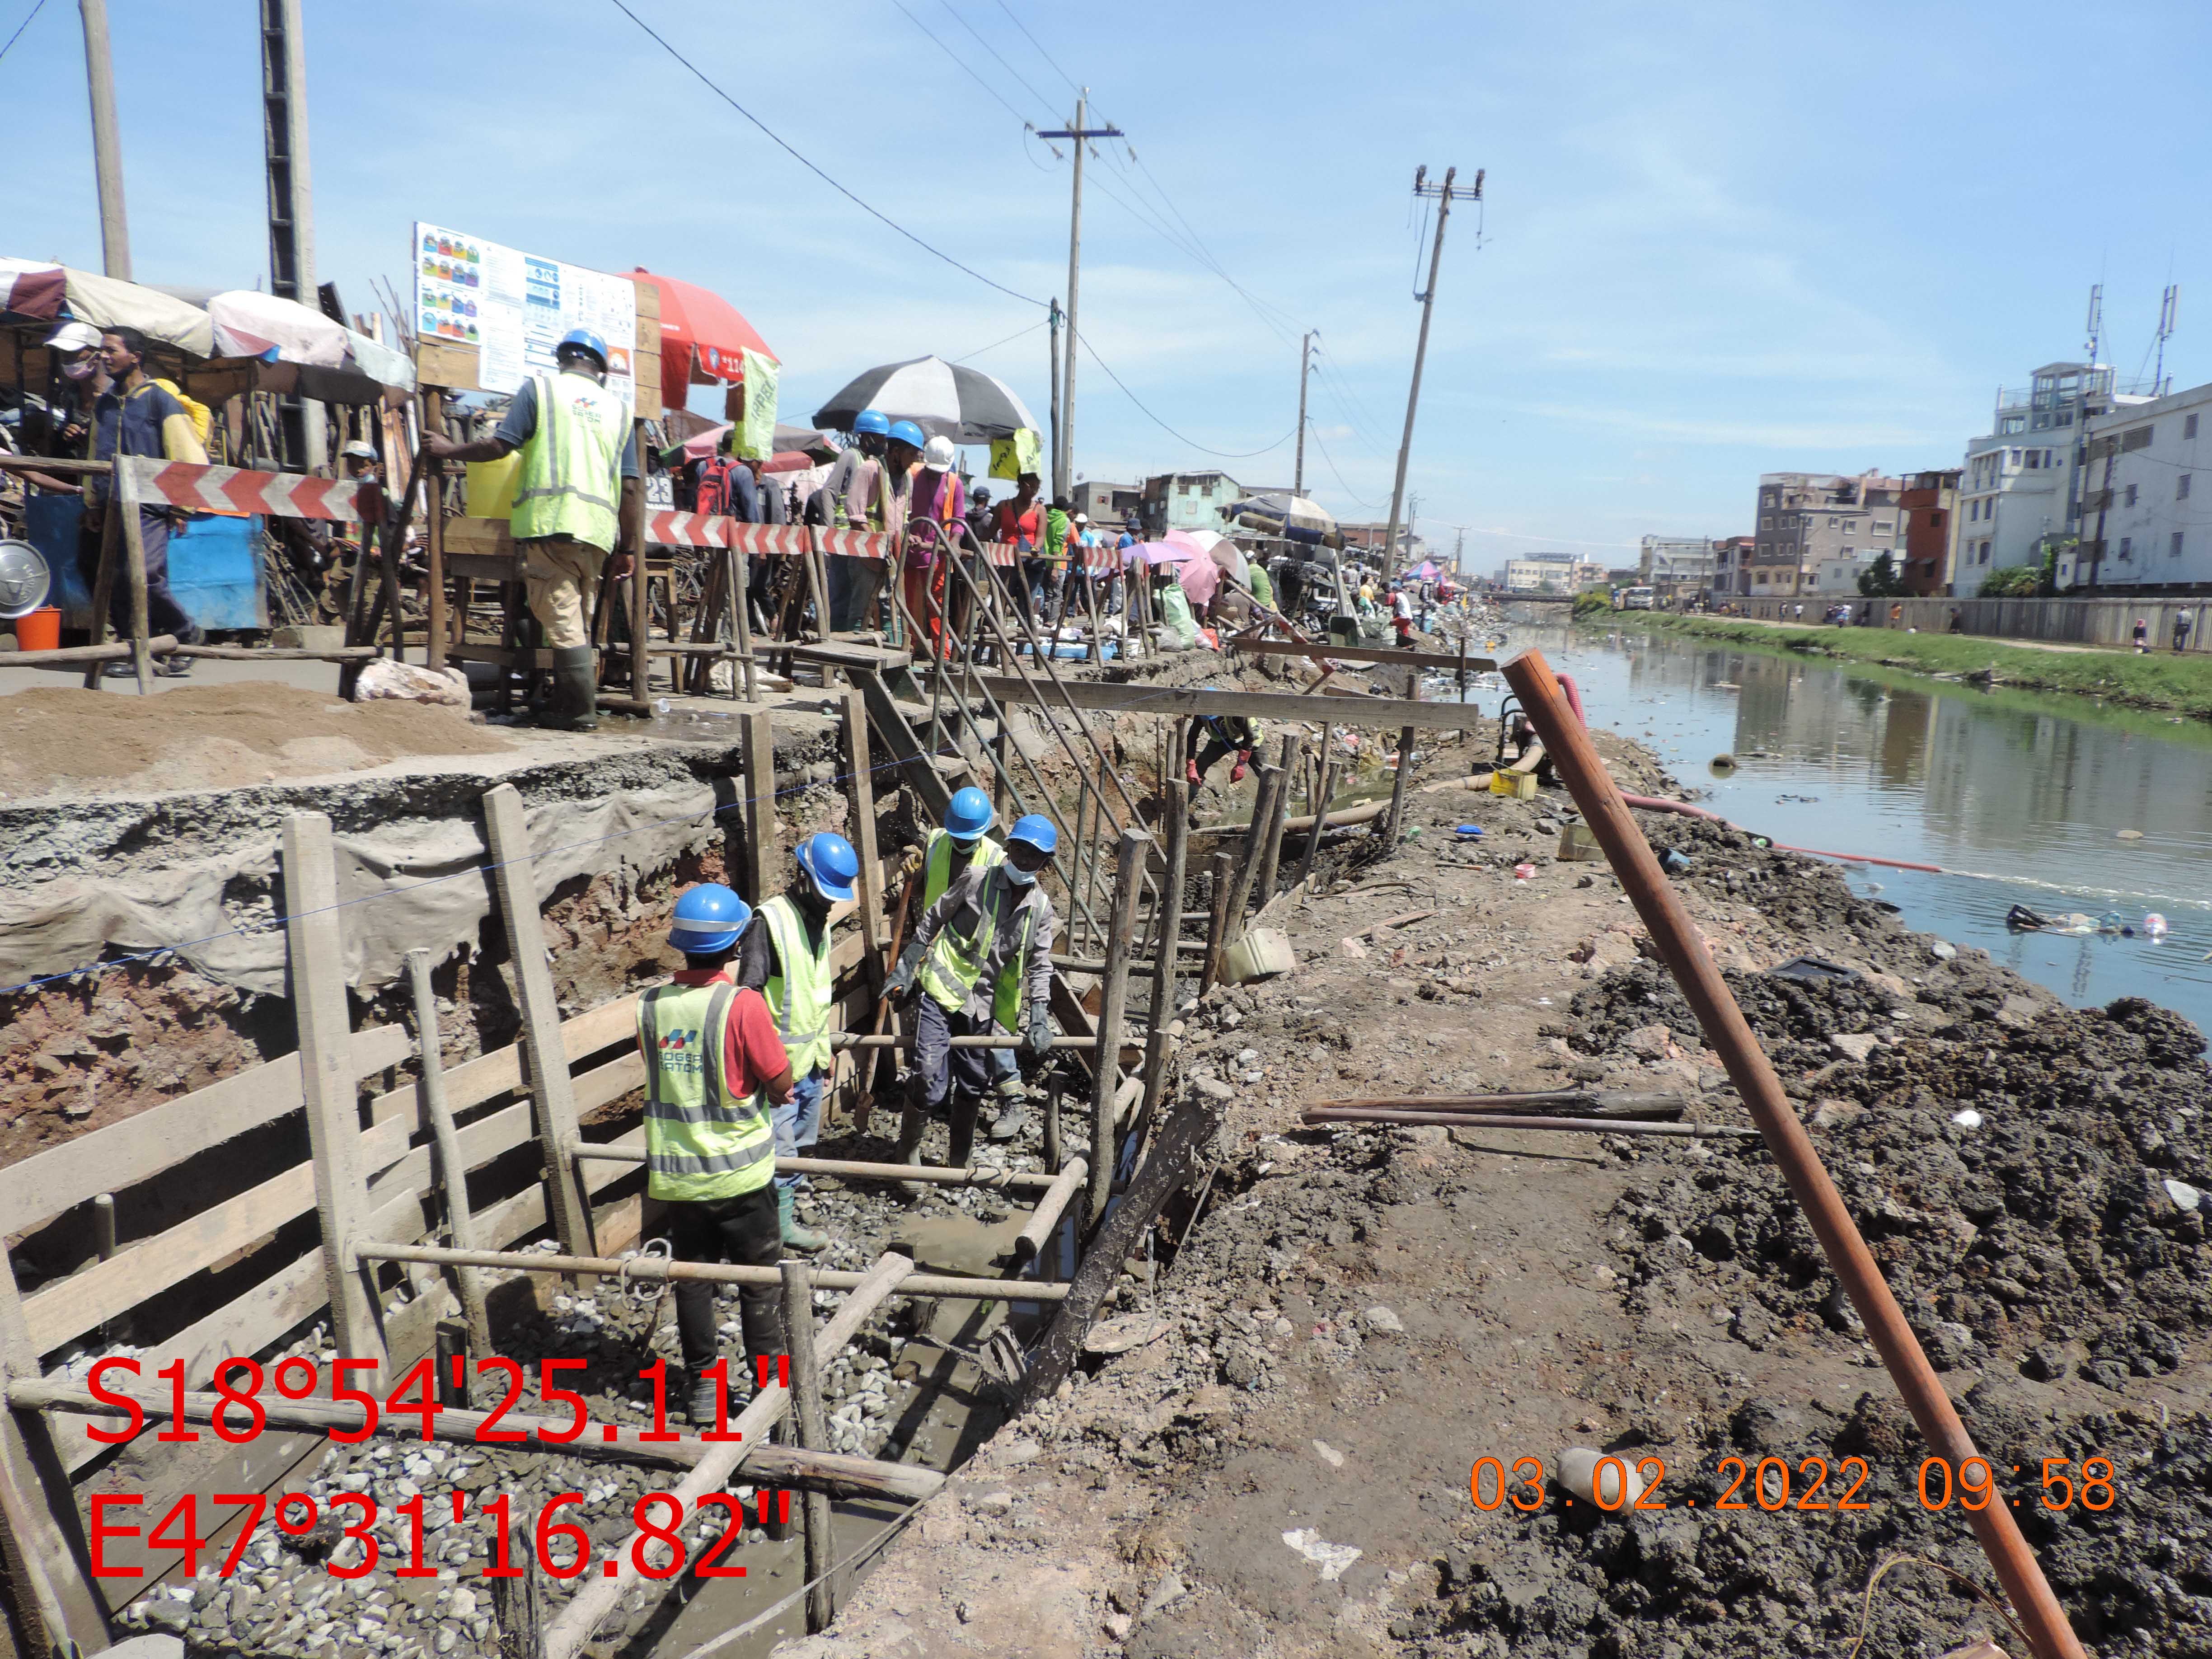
left=1601, top=612, right=2212, bottom=720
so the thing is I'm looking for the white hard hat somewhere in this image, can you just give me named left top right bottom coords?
left=45, top=321, right=102, bottom=354
left=922, top=434, right=956, bottom=473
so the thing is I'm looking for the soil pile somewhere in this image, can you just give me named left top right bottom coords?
left=0, top=682, right=511, bottom=800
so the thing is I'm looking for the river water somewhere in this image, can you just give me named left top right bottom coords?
left=1487, top=619, right=2212, bottom=1031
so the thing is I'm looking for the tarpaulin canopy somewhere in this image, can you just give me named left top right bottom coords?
left=631, top=269, right=777, bottom=415
left=206, top=290, right=415, bottom=392
left=0, top=260, right=216, bottom=357
left=1225, top=491, right=1343, bottom=550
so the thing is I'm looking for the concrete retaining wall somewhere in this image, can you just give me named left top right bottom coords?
left=1715, top=594, right=2212, bottom=651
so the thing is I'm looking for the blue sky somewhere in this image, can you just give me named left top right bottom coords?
left=10, top=0, right=2211, bottom=573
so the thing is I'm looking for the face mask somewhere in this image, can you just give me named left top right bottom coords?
left=61, top=358, right=95, bottom=381
left=1002, top=861, right=1038, bottom=888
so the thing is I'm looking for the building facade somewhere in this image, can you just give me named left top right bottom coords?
left=1954, top=363, right=2154, bottom=586
left=1639, top=535, right=1720, bottom=598
left=1073, top=480, right=1143, bottom=528
left=1748, top=472, right=1905, bottom=597
left=2064, top=381, right=2212, bottom=591
left=1139, top=471, right=1242, bottom=537
left=1899, top=469, right=1962, bottom=596
left=1502, top=553, right=1605, bottom=592
left=1707, top=536, right=1754, bottom=600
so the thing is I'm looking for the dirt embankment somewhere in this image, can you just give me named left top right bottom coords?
left=788, top=719, right=2212, bottom=1659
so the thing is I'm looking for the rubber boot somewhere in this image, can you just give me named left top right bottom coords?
left=947, top=1092, right=982, bottom=1168
left=894, top=1106, right=928, bottom=1166
left=538, top=645, right=600, bottom=731
left=778, top=1186, right=828, bottom=1254
left=1185, top=758, right=1202, bottom=786
left=987, top=1077, right=1029, bottom=1141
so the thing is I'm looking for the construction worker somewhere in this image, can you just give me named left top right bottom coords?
left=638, top=885, right=793, bottom=1426
left=427, top=328, right=642, bottom=731
left=736, top=832, right=860, bottom=1252
left=1186, top=702, right=1264, bottom=788
left=912, top=787, right=1029, bottom=1139
left=887, top=814, right=1059, bottom=1167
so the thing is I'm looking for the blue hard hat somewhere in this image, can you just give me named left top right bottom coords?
left=669, top=884, right=750, bottom=955
left=1006, top=814, right=1058, bottom=856
left=887, top=419, right=927, bottom=450
left=795, top=831, right=860, bottom=903
left=556, top=328, right=609, bottom=370
left=944, top=787, right=994, bottom=843
left=852, top=409, right=891, bottom=437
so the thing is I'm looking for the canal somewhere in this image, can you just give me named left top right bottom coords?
left=1503, top=619, right=2212, bottom=1031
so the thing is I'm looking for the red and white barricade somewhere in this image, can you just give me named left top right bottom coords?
left=124, top=456, right=375, bottom=522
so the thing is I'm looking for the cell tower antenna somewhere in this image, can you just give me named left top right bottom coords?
left=2084, top=283, right=2104, bottom=363
left=2153, top=284, right=2180, bottom=395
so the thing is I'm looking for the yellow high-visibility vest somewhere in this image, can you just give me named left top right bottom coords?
left=920, top=832, right=1022, bottom=1030
left=760, top=895, right=834, bottom=1079
left=511, top=371, right=625, bottom=550
left=636, top=981, right=773, bottom=1202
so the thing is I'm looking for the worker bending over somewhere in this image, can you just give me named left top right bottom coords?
left=1186, top=706, right=1265, bottom=788
left=887, top=815, right=1060, bottom=1166
left=736, top=833, right=859, bottom=1253
left=911, top=787, right=1030, bottom=1142
left=428, top=328, right=642, bottom=731
left=638, top=886, right=793, bottom=1426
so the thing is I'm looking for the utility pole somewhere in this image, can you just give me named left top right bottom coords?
left=79, top=0, right=131, bottom=279
left=1047, top=298, right=1063, bottom=495
left=1293, top=330, right=1314, bottom=497
left=1039, top=94, right=1122, bottom=501
left=261, top=0, right=323, bottom=471
left=1380, top=165, right=1481, bottom=583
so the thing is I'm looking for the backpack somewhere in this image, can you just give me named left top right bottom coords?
left=695, top=455, right=740, bottom=517
left=150, top=377, right=213, bottom=449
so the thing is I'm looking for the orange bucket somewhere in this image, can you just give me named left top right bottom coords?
left=14, top=608, right=60, bottom=651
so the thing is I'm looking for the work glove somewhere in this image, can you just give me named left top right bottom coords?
left=1022, top=1002, right=1054, bottom=1059
left=886, top=943, right=925, bottom=1003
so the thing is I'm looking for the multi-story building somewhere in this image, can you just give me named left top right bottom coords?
left=1502, top=553, right=1605, bottom=592
left=2065, top=381, right=2212, bottom=591
left=1073, top=480, right=1143, bottom=528
left=1747, top=472, right=1905, bottom=597
left=1707, top=536, right=1754, bottom=600
left=1338, top=521, right=1427, bottom=566
left=1899, top=469, right=1961, bottom=595
left=1639, top=535, right=1719, bottom=598
left=1954, top=362, right=2154, bottom=585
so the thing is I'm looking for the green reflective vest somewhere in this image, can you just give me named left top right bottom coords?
left=918, top=868, right=1037, bottom=1019
left=922, top=831, right=1019, bottom=1030
left=760, top=895, right=834, bottom=1078
left=636, top=980, right=773, bottom=1202
left=512, top=371, right=625, bottom=550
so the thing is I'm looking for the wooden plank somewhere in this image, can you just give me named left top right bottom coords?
left=1227, top=635, right=1498, bottom=673
left=481, top=784, right=595, bottom=1259
left=414, top=337, right=481, bottom=391
left=1088, top=830, right=1148, bottom=1225
left=842, top=689, right=887, bottom=956
left=0, top=1249, right=109, bottom=1649
left=23, top=1112, right=411, bottom=1354
left=969, top=674, right=1494, bottom=734
left=283, top=813, right=389, bottom=1382
left=368, top=997, right=638, bottom=1126
left=0, top=1026, right=406, bottom=1233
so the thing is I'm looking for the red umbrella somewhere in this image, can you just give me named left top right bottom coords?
left=630, top=269, right=778, bottom=415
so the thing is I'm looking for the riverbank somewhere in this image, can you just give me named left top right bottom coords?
left=1601, top=611, right=2212, bottom=720
left=778, top=710, right=2212, bottom=1659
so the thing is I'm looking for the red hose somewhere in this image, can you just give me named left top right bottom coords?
left=1557, top=673, right=1588, bottom=728
left=1617, top=792, right=1942, bottom=873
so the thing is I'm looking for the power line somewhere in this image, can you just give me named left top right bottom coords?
left=1077, top=331, right=1292, bottom=459
left=0, top=0, right=50, bottom=64
left=1307, top=424, right=1379, bottom=508
left=887, top=0, right=1034, bottom=128
left=936, top=0, right=1061, bottom=116
left=955, top=318, right=1047, bottom=363
left=989, top=0, right=1083, bottom=96
left=605, top=0, right=1046, bottom=310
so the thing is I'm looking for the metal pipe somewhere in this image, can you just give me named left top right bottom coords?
left=1501, top=646, right=2087, bottom=1659
left=351, top=1241, right=1070, bottom=1303
left=1301, top=1109, right=1758, bottom=1139
left=568, top=1145, right=1059, bottom=1190
left=1014, top=1157, right=1087, bottom=1264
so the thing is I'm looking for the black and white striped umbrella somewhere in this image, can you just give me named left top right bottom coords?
left=811, top=356, right=1037, bottom=443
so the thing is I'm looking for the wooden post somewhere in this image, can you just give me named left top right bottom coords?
left=0, top=1249, right=110, bottom=1651
left=1293, top=727, right=1337, bottom=897
left=1018, top=1088, right=1223, bottom=1411
left=281, top=813, right=388, bottom=1379
left=405, top=949, right=491, bottom=1368
left=1087, top=828, right=1148, bottom=1225
left=80, top=487, right=123, bottom=690
left=729, top=547, right=757, bottom=702
left=1222, top=761, right=1282, bottom=941
left=990, top=717, right=1011, bottom=820
left=1201, top=849, right=1235, bottom=997
left=480, top=785, right=595, bottom=1261
left=740, top=708, right=780, bottom=906
left=1141, top=779, right=1188, bottom=1124
left=1381, top=672, right=1419, bottom=851
left=842, top=691, right=886, bottom=956
left=780, top=1261, right=837, bottom=1633
left=629, top=423, right=651, bottom=700
left=1253, top=733, right=1300, bottom=904
left=422, top=389, right=448, bottom=672
left=116, top=458, right=155, bottom=694
left=491, top=1517, right=541, bottom=1659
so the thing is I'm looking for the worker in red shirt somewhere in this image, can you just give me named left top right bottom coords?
left=638, top=885, right=795, bottom=1425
